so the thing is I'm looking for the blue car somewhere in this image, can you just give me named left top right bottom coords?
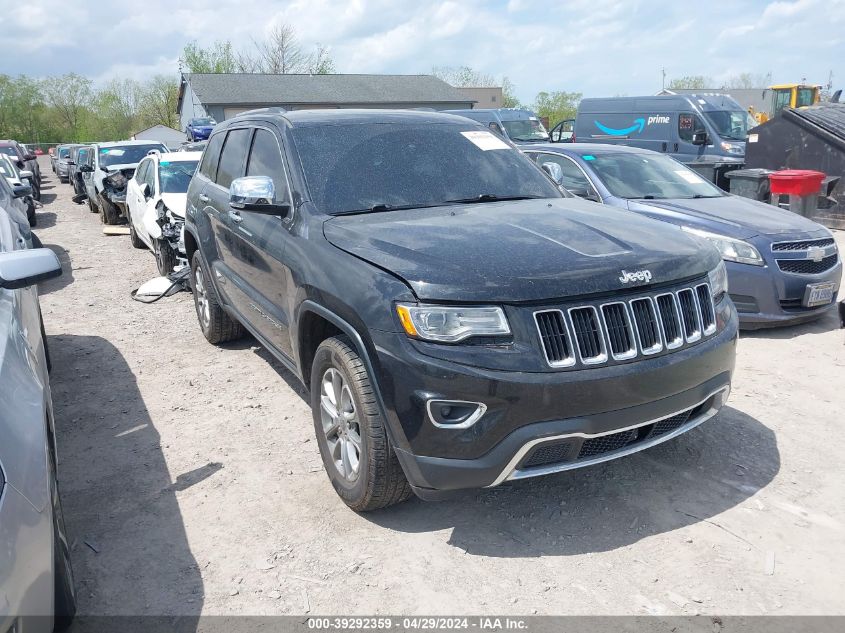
left=523, top=143, right=842, bottom=329
left=185, top=117, right=217, bottom=141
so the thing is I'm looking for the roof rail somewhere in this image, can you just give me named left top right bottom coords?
left=234, top=106, right=288, bottom=117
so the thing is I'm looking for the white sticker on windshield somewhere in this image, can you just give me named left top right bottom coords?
left=103, top=148, right=126, bottom=156
left=748, top=133, right=759, bottom=143
left=675, top=170, right=704, bottom=184
left=461, top=130, right=510, bottom=151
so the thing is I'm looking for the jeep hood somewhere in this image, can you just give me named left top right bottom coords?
left=626, top=194, right=827, bottom=239
left=323, top=198, right=720, bottom=303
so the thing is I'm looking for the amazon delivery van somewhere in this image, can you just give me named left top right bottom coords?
left=444, top=108, right=550, bottom=144
left=572, top=95, right=753, bottom=162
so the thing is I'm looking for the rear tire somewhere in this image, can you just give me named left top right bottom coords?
left=190, top=251, right=244, bottom=344
left=155, top=239, right=178, bottom=276
left=311, top=336, right=412, bottom=511
left=49, top=452, right=76, bottom=630
left=27, top=201, right=36, bottom=227
left=88, top=196, right=99, bottom=213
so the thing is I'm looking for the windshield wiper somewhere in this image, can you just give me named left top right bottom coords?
left=443, top=194, right=545, bottom=204
left=334, top=202, right=448, bottom=215
left=511, top=137, right=547, bottom=142
left=691, top=194, right=723, bottom=199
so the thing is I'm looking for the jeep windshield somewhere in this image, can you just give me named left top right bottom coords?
left=291, top=123, right=562, bottom=215
left=501, top=118, right=549, bottom=142
left=99, top=144, right=166, bottom=168
left=703, top=110, right=754, bottom=141
left=587, top=153, right=726, bottom=199
left=159, top=160, right=199, bottom=193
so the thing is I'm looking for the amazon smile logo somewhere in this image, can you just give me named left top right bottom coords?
left=594, top=115, right=670, bottom=136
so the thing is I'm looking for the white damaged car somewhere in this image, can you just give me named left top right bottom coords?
left=126, top=151, right=201, bottom=275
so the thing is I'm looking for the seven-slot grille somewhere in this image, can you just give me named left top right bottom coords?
left=534, top=282, right=716, bottom=368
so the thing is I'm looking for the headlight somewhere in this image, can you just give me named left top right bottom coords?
left=396, top=304, right=510, bottom=342
left=681, top=226, right=763, bottom=266
left=720, top=141, right=744, bottom=155
left=708, top=260, right=728, bottom=300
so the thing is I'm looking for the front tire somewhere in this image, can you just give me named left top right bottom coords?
left=49, top=452, right=76, bottom=630
left=190, top=251, right=244, bottom=344
left=311, top=336, right=412, bottom=511
left=98, top=194, right=120, bottom=225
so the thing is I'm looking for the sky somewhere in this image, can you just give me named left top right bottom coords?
left=1, top=0, right=843, bottom=103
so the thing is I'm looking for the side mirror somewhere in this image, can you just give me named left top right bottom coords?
left=12, top=183, right=32, bottom=198
left=66, top=160, right=76, bottom=166
left=0, top=248, right=62, bottom=289
left=541, top=162, right=564, bottom=185
left=24, top=154, right=36, bottom=161
left=19, top=170, right=34, bottom=180
left=79, top=164, right=94, bottom=173
left=229, top=176, right=290, bottom=215
left=692, top=130, right=708, bottom=146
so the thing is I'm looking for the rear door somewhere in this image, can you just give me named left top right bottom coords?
left=202, top=127, right=252, bottom=310
left=127, top=158, right=149, bottom=232
left=224, top=126, right=295, bottom=358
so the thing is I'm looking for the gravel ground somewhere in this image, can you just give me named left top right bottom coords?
left=31, top=157, right=845, bottom=617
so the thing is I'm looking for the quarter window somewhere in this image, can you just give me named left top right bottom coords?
left=531, top=153, right=593, bottom=193
left=246, top=129, right=287, bottom=201
left=216, top=129, right=252, bottom=188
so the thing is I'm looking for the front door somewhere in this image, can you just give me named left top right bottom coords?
left=224, top=127, right=295, bottom=359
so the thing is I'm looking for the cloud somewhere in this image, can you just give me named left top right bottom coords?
left=0, top=0, right=843, bottom=102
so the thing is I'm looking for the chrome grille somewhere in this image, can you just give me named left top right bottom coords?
left=535, top=282, right=717, bottom=368
left=771, top=238, right=835, bottom=251
left=629, top=297, right=663, bottom=354
left=568, top=307, right=607, bottom=364
left=534, top=310, right=575, bottom=367
left=600, top=302, right=636, bottom=360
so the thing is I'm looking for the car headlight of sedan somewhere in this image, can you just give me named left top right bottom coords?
left=681, top=226, right=764, bottom=266
left=396, top=304, right=510, bottom=343
left=708, top=260, right=728, bottom=301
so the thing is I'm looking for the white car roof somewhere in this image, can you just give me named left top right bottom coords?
left=98, top=139, right=169, bottom=148
left=156, top=151, right=202, bottom=162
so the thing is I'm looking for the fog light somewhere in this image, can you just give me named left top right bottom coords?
left=426, top=400, right=487, bottom=429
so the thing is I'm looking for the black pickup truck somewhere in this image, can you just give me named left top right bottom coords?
left=184, top=109, right=738, bottom=511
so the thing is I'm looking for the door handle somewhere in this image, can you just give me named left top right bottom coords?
left=198, top=193, right=210, bottom=203
left=228, top=209, right=243, bottom=223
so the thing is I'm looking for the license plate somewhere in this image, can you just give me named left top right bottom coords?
left=804, top=282, right=836, bottom=307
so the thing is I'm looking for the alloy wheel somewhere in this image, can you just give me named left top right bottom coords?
left=193, top=265, right=211, bottom=328
left=320, top=367, right=362, bottom=481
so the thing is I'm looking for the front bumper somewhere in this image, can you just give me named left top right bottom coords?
left=56, top=163, right=69, bottom=178
left=371, top=300, right=738, bottom=492
left=727, top=256, right=842, bottom=330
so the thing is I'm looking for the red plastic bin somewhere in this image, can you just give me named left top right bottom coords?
left=768, top=170, right=826, bottom=196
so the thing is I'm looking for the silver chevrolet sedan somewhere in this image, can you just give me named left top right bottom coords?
left=0, top=192, right=75, bottom=632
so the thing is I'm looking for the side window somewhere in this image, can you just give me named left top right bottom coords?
left=199, top=132, right=225, bottom=181
left=533, top=153, right=593, bottom=192
left=246, top=129, right=288, bottom=201
left=678, top=113, right=705, bottom=143
left=215, top=128, right=252, bottom=188
left=135, top=159, right=149, bottom=183
left=145, top=160, right=157, bottom=194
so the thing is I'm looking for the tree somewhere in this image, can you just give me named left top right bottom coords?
left=431, top=65, right=497, bottom=87
left=252, top=24, right=305, bottom=73
left=139, top=75, right=180, bottom=129
left=667, top=75, right=712, bottom=90
left=723, top=72, right=771, bottom=89
left=501, top=77, right=521, bottom=108
left=42, top=73, right=94, bottom=141
left=181, top=40, right=237, bottom=73
left=307, top=45, right=336, bottom=75
left=533, top=90, right=582, bottom=128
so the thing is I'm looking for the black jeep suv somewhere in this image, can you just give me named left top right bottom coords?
left=184, top=109, right=738, bottom=511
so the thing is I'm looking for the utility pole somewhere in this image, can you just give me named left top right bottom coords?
left=662, top=67, right=666, bottom=91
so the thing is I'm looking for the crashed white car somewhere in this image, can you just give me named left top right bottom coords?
left=126, top=151, right=201, bottom=275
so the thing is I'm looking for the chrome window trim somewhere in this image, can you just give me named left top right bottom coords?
left=654, top=292, right=684, bottom=350
left=629, top=296, right=664, bottom=355
left=695, top=283, right=717, bottom=336
left=533, top=309, right=576, bottom=368
left=677, top=288, right=702, bottom=343
left=599, top=301, right=637, bottom=361
left=567, top=305, right=608, bottom=365
left=488, top=386, right=730, bottom=487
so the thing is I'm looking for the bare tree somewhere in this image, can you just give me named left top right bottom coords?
left=253, top=24, right=306, bottom=73
left=431, top=65, right=497, bottom=87
left=722, top=72, right=772, bottom=89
